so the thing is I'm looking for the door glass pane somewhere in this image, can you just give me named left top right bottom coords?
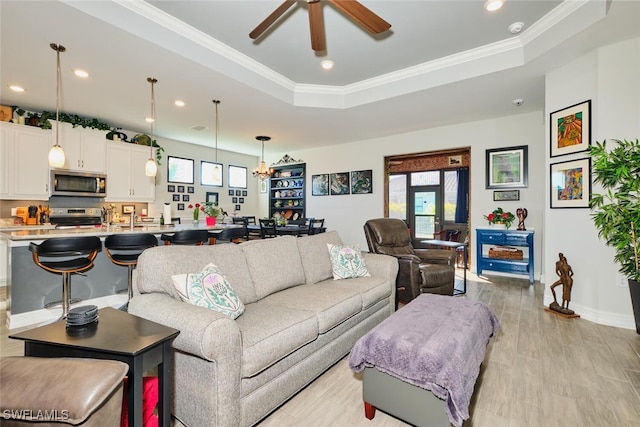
left=388, top=174, right=407, bottom=219
left=444, top=171, right=458, bottom=222
left=411, top=171, right=439, bottom=186
left=414, top=191, right=436, bottom=238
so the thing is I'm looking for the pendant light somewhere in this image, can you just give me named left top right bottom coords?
left=48, top=43, right=66, bottom=168
left=144, top=77, right=158, bottom=177
left=252, top=136, right=273, bottom=181
left=212, top=99, right=220, bottom=171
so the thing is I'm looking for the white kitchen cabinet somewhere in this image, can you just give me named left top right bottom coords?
left=0, top=122, right=50, bottom=200
left=51, top=121, right=106, bottom=173
left=105, top=141, right=155, bottom=201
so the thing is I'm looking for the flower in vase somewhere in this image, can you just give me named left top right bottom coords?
left=188, top=203, right=201, bottom=221
left=484, top=207, right=515, bottom=228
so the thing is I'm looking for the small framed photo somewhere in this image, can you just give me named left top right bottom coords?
left=239, top=197, right=244, bottom=204
left=228, top=189, right=234, bottom=196
left=172, top=194, right=180, bottom=202
left=448, top=155, right=462, bottom=166
left=182, top=194, right=190, bottom=202
left=235, top=190, right=241, bottom=196
left=550, top=157, right=591, bottom=208
left=232, top=197, right=238, bottom=203
left=177, top=185, right=185, bottom=193
left=177, top=203, right=185, bottom=211
left=486, top=145, right=528, bottom=189
left=122, top=205, right=135, bottom=214
left=206, top=192, right=219, bottom=205
left=235, top=204, right=241, bottom=211
left=550, top=100, right=591, bottom=157
left=167, top=185, right=175, bottom=192
left=312, top=174, right=329, bottom=196
left=242, top=190, right=248, bottom=197
left=493, top=190, right=520, bottom=201
left=330, top=172, right=350, bottom=195
left=187, top=186, right=194, bottom=194
left=259, top=180, right=268, bottom=193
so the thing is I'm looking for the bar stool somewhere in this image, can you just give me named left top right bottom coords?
left=29, top=236, right=102, bottom=318
left=160, top=229, right=209, bottom=245
left=104, top=233, right=158, bottom=300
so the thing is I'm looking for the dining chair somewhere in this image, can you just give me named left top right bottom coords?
left=308, top=218, right=325, bottom=235
left=259, top=219, right=277, bottom=238
left=232, top=217, right=250, bottom=240
left=244, top=216, right=261, bottom=239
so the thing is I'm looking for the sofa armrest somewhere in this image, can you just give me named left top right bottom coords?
left=362, top=252, right=399, bottom=285
left=129, top=293, right=242, bottom=363
left=414, top=248, right=457, bottom=266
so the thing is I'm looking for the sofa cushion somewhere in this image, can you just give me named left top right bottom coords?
left=327, top=244, right=371, bottom=280
left=172, top=263, right=245, bottom=319
left=296, top=231, right=343, bottom=284
left=261, top=283, right=362, bottom=333
left=236, top=302, right=318, bottom=377
left=317, top=275, right=392, bottom=309
left=241, top=236, right=306, bottom=299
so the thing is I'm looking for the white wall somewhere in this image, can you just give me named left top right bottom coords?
left=544, top=37, right=640, bottom=329
left=272, top=110, right=545, bottom=282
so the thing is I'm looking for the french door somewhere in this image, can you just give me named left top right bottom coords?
left=409, top=185, right=441, bottom=247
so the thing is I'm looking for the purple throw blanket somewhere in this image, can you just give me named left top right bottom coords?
left=349, top=294, right=500, bottom=427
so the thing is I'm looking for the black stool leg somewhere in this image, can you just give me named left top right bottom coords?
left=127, top=265, right=135, bottom=300
left=61, top=272, right=71, bottom=318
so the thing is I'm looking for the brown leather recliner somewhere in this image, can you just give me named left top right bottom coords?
left=364, top=218, right=456, bottom=306
left=0, top=357, right=128, bottom=426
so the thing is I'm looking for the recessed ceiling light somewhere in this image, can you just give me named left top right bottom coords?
left=191, top=125, right=207, bottom=131
left=508, top=22, right=524, bottom=34
left=73, top=69, right=89, bottom=78
left=484, top=0, right=504, bottom=12
left=9, top=85, right=24, bottom=92
left=175, top=100, right=185, bottom=107
left=145, top=117, right=155, bottom=123
left=321, top=60, right=334, bottom=70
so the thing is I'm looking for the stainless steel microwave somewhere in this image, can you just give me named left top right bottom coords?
left=51, top=170, right=107, bottom=197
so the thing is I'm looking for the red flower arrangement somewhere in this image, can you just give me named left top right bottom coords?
left=188, top=203, right=202, bottom=221
left=484, top=207, right=515, bottom=229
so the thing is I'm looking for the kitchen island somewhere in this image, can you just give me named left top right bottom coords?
left=0, top=222, right=241, bottom=329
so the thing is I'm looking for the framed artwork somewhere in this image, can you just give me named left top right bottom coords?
left=122, top=205, right=134, bottom=214
left=172, top=194, right=180, bottom=202
left=187, top=186, right=194, bottom=193
left=239, top=197, right=244, bottom=203
left=182, top=194, right=189, bottom=202
left=228, top=165, right=247, bottom=189
left=259, top=180, right=268, bottom=193
left=312, top=174, right=329, bottom=196
left=485, top=145, right=528, bottom=189
left=177, top=203, right=185, bottom=211
left=448, top=155, right=462, bottom=166
left=550, top=158, right=591, bottom=208
left=493, top=190, right=520, bottom=201
left=242, top=190, right=248, bottom=197
left=206, top=192, right=219, bottom=205
left=330, top=172, right=350, bottom=195
left=232, top=197, right=238, bottom=203
left=235, top=190, right=241, bottom=196
left=167, top=156, right=194, bottom=184
left=550, top=100, right=591, bottom=157
left=235, top=204, right=241, bottom=211
left=177, top=185, right=185, bottom=193
left=228, top=189, right=234, bottom=196
left=167, top=185, right=175, bottom=192
left=200, top=161, right=223, bottom=187
left=351, top=169, right=372, bottom=194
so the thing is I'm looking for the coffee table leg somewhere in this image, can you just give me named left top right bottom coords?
left=159, top=341, right=172, bottom=426
left=364, top=402, right=376, bottom=420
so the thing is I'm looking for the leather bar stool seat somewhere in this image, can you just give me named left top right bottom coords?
left=160, top=229, right=209, bottom=245
left=105, top=233, right=157, bottom=301
left=29, top=236, right=102, bottom=318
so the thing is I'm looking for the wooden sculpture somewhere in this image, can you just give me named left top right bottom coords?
left=548, top=252, right=579, bottom=317
left=516, top=207, right=527, bottom=231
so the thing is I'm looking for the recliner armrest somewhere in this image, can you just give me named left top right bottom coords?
left=414, top=248, right=457, bottom=266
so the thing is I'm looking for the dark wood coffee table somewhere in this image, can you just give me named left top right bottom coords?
left=9, top=307, right=179, bottom=427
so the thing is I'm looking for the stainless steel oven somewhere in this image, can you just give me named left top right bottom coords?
left=51, top=170, right=107, bottom=197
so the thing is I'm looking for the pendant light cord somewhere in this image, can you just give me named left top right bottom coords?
left=148, top=77, right=157, bottom=159
left=213, top=100, right=220, bottom=163
left=51, top=43, right=66, bottom=148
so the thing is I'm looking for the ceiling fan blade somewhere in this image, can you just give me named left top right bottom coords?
left=249, top=0, right=297, bottom=39
left=327, top=0, right=391, bottom=34
left=308, top=1, right=326, bottom=51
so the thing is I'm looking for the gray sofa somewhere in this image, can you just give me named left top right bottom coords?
left=129, top=231, right=398, bottom=427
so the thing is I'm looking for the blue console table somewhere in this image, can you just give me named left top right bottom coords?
left=476, top=228, right=534, bottom=283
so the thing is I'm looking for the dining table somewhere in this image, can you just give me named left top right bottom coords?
left=421, top=239, right=468, bottom=295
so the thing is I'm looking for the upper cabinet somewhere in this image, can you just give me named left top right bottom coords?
left=269, top=163, right=306, bottom=220
left=50, top=121, right=106, bottom=173
left=0, top=122, right=51, bottom=200
left=105, top=141, right=155, bottom=202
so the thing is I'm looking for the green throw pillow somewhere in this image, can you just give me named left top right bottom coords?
left=172, top=263, right=245, bottom=319
left=327, top=244, right=371, bottom=280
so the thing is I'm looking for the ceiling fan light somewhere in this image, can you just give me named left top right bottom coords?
left=484, top=0, right=504, bottom=12
left=145, top=158, right=157, bottom=177
left=48, top=145, right=65, bottom=168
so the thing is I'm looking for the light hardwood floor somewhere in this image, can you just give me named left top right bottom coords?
left=2, top=273, right=640, bottom=427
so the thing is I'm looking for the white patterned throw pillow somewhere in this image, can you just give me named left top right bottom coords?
left=172, top=263, right=245, bottom=319
left=327, top=244, right=371, bottom=280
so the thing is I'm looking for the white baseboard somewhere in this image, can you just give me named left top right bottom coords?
left=543, top=294, right=636, bottom=331
left=6, top=294, right=128, bottom=330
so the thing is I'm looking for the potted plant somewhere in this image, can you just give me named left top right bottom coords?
left=483, top=207, right=515, bottom=229
left=589, top=138, right=640, bottom=334
left=203, top=203, right=221, bottom=226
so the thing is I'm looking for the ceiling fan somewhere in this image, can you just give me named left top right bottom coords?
left=249, top=0, right=391, bottom=52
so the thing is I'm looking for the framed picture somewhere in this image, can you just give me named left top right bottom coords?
left=235, top=190, right=241, bottom=196
left=239, top=197, right=244, bottom=204
left=177, top=203, right=185, bottom=211
left=550, top=158, right=591, bottom=208
left=228, top=165, right=247, bottom=189
left=182, top=194, right=189, bottom=202
left=172, top=194, right=180, bottom=202
left=206, top=191, right=219, bottom=205
left=228, top=189, right=234, bottom=196
left=200, top=161, right=223, bottom=187
left=187, top=186, right=194, bottom=193
left=242, top=190, right=247, bottom=197
left=485, top=145, right=528, bottom=189
left=259, top=180, right=268, bottom=193
left=330, top=172, right=350, bottom=195
left=493, top=190, right=520, bottom=201
left=351, top=170, right=372, bottom=194
left=122, top=205, right=135, bottom=214
left=235, top=204, right=241, bottom=211
left=448, top=155, right=462, bottom=166
left=312, top=174, right=329, bottom=196
left=550, top=100, right=591, bottom=157
left=177, top=185, right=185, bottom=193
left=167, top=156, right=194, bottom=184
left=232, top=197, right=238, bottom=203
left=167, top=185, right=175, bottom=192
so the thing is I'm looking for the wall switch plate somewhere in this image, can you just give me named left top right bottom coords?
left=10, top=208, right=17, bottom=216
left=617, top=273, right=629, bottom=288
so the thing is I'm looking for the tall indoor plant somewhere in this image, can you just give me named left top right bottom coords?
left=589, top=138, right=640, bottom=333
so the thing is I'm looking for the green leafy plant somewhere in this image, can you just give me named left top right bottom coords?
left=589, top=138, right=640, bottom=282
left=484, top=207, right=515, bottom=229
left=203, top=202, right=221, bottom=218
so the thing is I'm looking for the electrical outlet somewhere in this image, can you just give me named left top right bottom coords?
left=617, top=273, right=628, bottom=288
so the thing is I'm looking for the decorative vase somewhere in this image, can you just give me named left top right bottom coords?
left=193, top=219, right=199, bottom=225
left=491, top=223, right=507, bottom=229
left=206, top=216, right=216, bottom=226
